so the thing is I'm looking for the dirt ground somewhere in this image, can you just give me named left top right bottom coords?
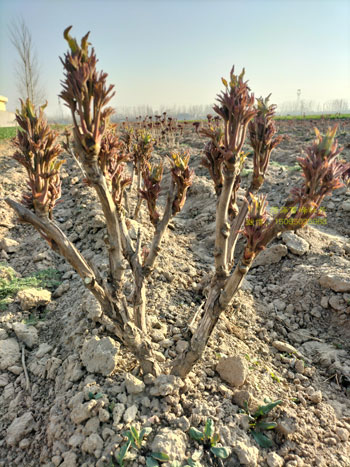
left=0, top=119, right=350, bottom=467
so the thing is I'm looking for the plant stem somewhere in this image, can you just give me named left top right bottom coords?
left=214, top=165, right=236, bottom=278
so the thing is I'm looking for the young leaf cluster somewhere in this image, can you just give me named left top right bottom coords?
left=13, top=99, right=64, bottom=218
left=241, top=399, right=282, bottom=448
left=188, top=418, right=231, bottom=462
left=115, top=426, right=169, bottom=467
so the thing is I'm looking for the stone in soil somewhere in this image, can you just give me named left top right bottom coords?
left=81, top=433, right=103, bottom=455
left=0, top=237, right=19, bottom=253
left=112, top=403, right=125, bottom=426
left=328, top=295, right=345, bottom=311
left=123, top=404, right=138, bottom=423
left=252, top=244, right=287, bottom=267
left=282, top=231, right=310, bottom=255
left=6, top=412, right=35, bottom=446
left=12, top=322, right=38, bottom=348
left=0, top=338, right=20, bottom=370
left=16, top=287, right=51, bottom=310
left=216, top=355, right=248, bottom=387
left=234, top=440, right=259, bottom=466
left=272, top=340, right=301, bottom=357
left=124, top=373, right=145, bottom=394
left=83, top=292, right=103, bottom=321
left=70, top=400, right=98, bottom=425
left=266, top=452, right=284, bottom=467
left=309, top=390, right=322, bottom=404
left=151, top=427, right=187, bottom=462
left=149, top=374, right=185, bottom=396
left=319, top=274, right=350, bottom=293
left=80, top=336, right=119, bottom=376
left=52, top=281, right=70, bottom=298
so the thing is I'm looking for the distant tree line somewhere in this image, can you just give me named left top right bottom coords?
left=48, top=99, right=350, bottom=124
left=277, top=98, right=350, bottom=116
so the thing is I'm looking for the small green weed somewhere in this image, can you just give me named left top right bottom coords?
left=0, top=263, right=61, bottom=310
left=215, top=352, right=227, bottom=359
left=189, top=418, right=231, bottom=464
left=241, top=399, right=282, bottom=448
left=23, top=308, right=48, bottom=325
left=108, top=401, right=116, bottom=413
left=268, top=370, right=281, bottom=383
left=288, top=164, right=301, bottom=172
left=244, top=354, right=260, bottom=368
left=269, top=161, right=285, bottom=169
left=241, top=168, right=253, bottom=177
left=115, top=426, right=169, bottom=467
left=88, top=392, right=103, bottom=400
left=171, top=458, right=203, bottom=467
left=0, top=296, right=13, bottom=311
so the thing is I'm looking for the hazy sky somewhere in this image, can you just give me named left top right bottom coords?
left=0, top=0, right=349, bottom=117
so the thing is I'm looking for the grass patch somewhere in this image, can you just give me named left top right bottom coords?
left=241, top=168, right=253, bottom=177
left=23, top=308, right=49, bottom=326
left=269, top=161, right=301, bottom=172
left=269, top=161, right=285, bottom=168
left=289, top=164, right=301, bottom=172
left=0, top=124, right=67, bottom=141
left=0, top=127, right=17, bottom=140
left=0, top=263, right=61, bottom=310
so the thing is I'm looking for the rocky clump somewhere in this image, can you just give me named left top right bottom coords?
left=125, top=373, right=145, bottom=394
left=0, top=338, right=20, bottom=370
left=252, top=244, right=287, bottom=267
left=6, top=412, right=35, bottom=446
left=16, top=287, right=51, bottom=310
left=12, top=322, right=38, bottom=348
left=272, top=340, right=301, bottom=357
left=216, top=355, right=248, bottom=387
left=149, top=374, right=185, bottom=396
left=151, top=427, right=187, bottom=462
left=266, top=452, right=284, bottom=467
left=282, top=231, right=310, bottom=255
left=234, top=440, right=259, bottom=466
left=80, top=336, right=120, bottom=376
left=0, top=237, right=19, bottom=253
left=70, top=399, right=100, bottom=425
left=83, top=292, right=103, bottom=321
left=319, top=274, right=350, bottom=293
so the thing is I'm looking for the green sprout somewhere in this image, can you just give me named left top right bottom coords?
left=88, top=392, right=103, bottom=400
left=23, top=308, right=48, bottom=326
left=171, top=459, right=203, bottom=467
left=188, top=418, right=231, bottom=462
left=241, top=399, right=282, bottom=448
left=269, top=371, right=281, bottom=383
left=115, top=426, right=169, bottom=467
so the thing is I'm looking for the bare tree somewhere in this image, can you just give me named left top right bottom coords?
left=8, top=18, right=45, bottom=106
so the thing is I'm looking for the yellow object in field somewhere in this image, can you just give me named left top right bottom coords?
left=0, top=96, right=8, bottom=111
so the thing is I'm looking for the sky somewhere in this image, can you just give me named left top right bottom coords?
left=0, top=0, right=349, bottom=117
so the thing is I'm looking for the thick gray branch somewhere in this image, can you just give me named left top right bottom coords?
left=6, top=198, right=111, bottom=310
left=6, top=197, right=161, bottom=376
